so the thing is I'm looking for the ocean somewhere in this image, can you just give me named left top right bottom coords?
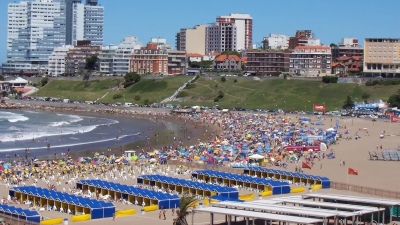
left=0, top=109, right=163, bottom=156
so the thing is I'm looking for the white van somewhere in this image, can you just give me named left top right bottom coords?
left=124, top=102, right=133, bottom=107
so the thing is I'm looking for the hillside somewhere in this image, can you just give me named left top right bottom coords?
left=32, top=76, right=399, bottom=110
left=174, top=77, right=398, bottom=111
left=32, top=76, right=191, bottom=104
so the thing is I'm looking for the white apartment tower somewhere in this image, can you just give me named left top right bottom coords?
left=2, top=0, right=104, bottom=75
left=72, top=0, right=104, bottom=45
left=206, top=13, right=252, bottom=53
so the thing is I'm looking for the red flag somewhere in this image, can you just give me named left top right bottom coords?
left=301, top=161, right=312, bottom=169
left=313, top=104, right=326, bottom=112
left=391, top=115, right=400, bottom=123
left=348, top=167, right=358, bottom=175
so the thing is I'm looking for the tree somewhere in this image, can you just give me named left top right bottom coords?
left=330, top=43, right=338, bottom=48
left=1, top=91, right=7, bottom=97
left=173, top=193, right=197, bottom=225
left=220, top=76, right=226, bottom=82
left=0, top=75, right=4, bottom=81
left=343, top=96, right=355, bottom=109
left=84, top=55, right=99, bottom=80
left=388, top=91, right=400, bottom=108
left=19, top=70, right=24, bottom=77
left=41, top=77, right=49, bottom=87
left=361, top=92, right=371, bottom=102
left=124, top=72, right=141, bottom=88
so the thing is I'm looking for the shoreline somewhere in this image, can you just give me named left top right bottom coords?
left=3, top=100, right=220, bottom=160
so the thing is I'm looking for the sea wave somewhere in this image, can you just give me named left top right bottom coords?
left=50, top=121, right=71, bottom=127
left=67, top=115, right=83, bottom=123
left=0, top=111, right=29, bottom=123
left=0, top=133, right=140, bottom=152
left=0, top=124, right=99, bottom=143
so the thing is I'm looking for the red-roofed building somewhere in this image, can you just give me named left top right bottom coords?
left=332, top=55, right=362, bottom=75
left=246, top=50, right=292, bottom=75
left=213, top=54, right=244, bottom=70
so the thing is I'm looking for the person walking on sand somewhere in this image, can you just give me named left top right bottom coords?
left=163, top=209, right=166, bottom=220
left=172, top=208, right=175, bottom=216
left=159, top=210, right=162, bottom=220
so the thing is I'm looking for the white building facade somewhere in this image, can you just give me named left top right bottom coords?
left=3, top=0, right=67, bottom=75
left=206, top=13, right=252, bottom=53
left=98, top=36, right=142, bottom=75
left=263, top=34, right=291, bottom=50
left=289, top=46, right=332, bottom=76
left=72, top=1, right=104, bottom=45
left=2, top=0, right=104, bottom=76
left=48, top=45, right=73, bottom=76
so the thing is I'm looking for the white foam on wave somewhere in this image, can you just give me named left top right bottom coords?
left=0, top=124, right=99, bottom=143
left=0, top=133, right=140, bottom=152
left=67, top=115, right=83, bottom=123
left=50, top=121, right=70, bottom=127
left=0, top=111, right=29, bottom=123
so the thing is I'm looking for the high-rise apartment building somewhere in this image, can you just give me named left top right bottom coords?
left=2, top=0, right=104, bottom=75
left=363, top=38, right=400, bottom=77
left=71, top=0, right=104, bottom=45
left=206, top=13, right=252, bottom=53
left=176, top=25, right=207, bottom=55
left=3, top=0, right=67, bottom=75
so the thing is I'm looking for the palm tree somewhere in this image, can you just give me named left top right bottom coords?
left=173, top=193, right=198, bottom=225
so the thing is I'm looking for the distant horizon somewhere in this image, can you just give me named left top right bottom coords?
left=1, top=0, right=400, bottom=63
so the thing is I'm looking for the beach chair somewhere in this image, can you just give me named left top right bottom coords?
left=381, top=152, right=391, bottom=161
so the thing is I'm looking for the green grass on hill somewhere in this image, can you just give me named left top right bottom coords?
left=32, top=76, right=191, bottom=104
left=32, top=78, right=123, bottom=101
left=173, top=77, right=399, bottom=111
left=32, top=76, right=400, bottom=110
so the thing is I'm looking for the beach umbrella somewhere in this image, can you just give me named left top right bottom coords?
left=3, top=164, right=9, bottom=169
left=149, top=158, right=157, bottom=163
left=131, top=155, right=138, bottom=161
left=59, top=161, right=65, bottom=165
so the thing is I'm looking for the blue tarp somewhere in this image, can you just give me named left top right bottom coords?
left=192, top=170, right=291, bottom=195
left=10, top=186, right=115, bottom=219
left=77, top=179, right=180, bottom=209
left=210, top=195, right=244, bottom=202
left=0, top=203, right=40, bottom=223
left=243, top=167, right=330, bottom=189
left=138, top=174, right=239, bottom=199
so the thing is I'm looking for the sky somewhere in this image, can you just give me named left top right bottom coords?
left=1, top=0, right=400, bottom=63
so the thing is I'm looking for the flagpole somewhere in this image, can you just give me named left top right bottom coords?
left=347, top=166, right=349, bottom=195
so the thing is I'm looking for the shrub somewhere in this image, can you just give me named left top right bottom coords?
left=41, top=77, right=49, bottom=87
left=322, top=76, right=338, bottom=83
left=84, top=81, right=91, bottom=88
left=218, top=91, right=224, bottom=99
left=176, top=91, right=189, bottom=98
left=134, top=95, right=141, bottom=101
left=113, top=93, right=123, bottom=99
left=234, top=79, right=237, bottom=83
left=143, top=99, right=149, bottom=105
left=185, top=83, right=196, bottom=89
left=221, top=76, right=226, bottom=82
left=215, top=84, right=218, bottom=88
left=214, top=97, right=220, bottom=102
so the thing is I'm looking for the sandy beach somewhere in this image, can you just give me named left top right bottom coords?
left=0, top=100, right=399, bottom=225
